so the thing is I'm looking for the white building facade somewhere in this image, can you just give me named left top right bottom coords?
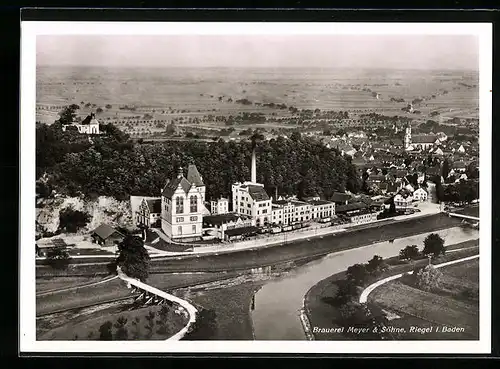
left=161, top=165, right=205, bottom=242
left=412, top=188, right=428, bottom=201
left=210, top=198, right=229, bottom=215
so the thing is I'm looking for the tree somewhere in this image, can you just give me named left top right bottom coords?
left=131, top=317, right=142, bottom=339
left=46, top=246, right=71, bottom=270
left=116, top=235, right=150, bottom=282
left=105, top=104, right=112, bottom=109
left=184, top=309, right=217, bottom=340
left=57, top=104, right=79, bottom=125
left=441, top=158, right=451, bottom=179
left=338, top=300, right=364, bottom=322
left=465, top=161, right=479, bottom=179
left=399, top=245, right=420, bottom=261
left=334, top=279, right=358, bottom=304
left=165, top=122, right=176, bottom=136
left=422, top=233, right=445, bottom=258
left=113, top=316, right=129, bottom=340
left=99, top=321, right=113, bottom=340
left=346, top=263, right=369, bottom=286
left=415, top=265, right=443, bottom=291
left=144, top=310, right=156, bottom=339
left=156, top=305, right=171, bottom=335
left=96, top=107, right=103, bottom=114
left=58, top=207, right=90, bottom=233
left=366, top=255, right=388, bottom=276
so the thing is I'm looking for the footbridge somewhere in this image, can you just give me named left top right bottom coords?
left=447, top=212, right=480, bottom=222
left=116, top=267, right=198, bottom=340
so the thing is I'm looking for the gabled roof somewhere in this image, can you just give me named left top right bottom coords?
left=162, top=176, right=192, bottom=199
left=203, top=213, right=248, bottom=227
left=92, top=223, right=123, bottom=240
left=248, top=185, right=270, bottom=201
left=368, top=174, right=385, bottom=181
left=453, top=160, right=467, bottom=169
left=330, top=192, right=351, bottom=203
left=336, top=202, right=368, bottom=213
left=187, top=164, right=204, bottom=186
left=81, top=113, right=99, bottom=126
left=146, top=198, right=162, bottom=214
left=387, top=182, right=399, bottom=193
left=412, top=135, right=438, bottom=144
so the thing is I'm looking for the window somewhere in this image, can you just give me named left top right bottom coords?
left=192, top=225, right=196, bottom=234
left=178, top=226, right=183, bottom=235
left=190, top=195, right=198, bottom=213
left=247, top=203, right=251, bottom=208
left=190, top=216, right=198, bottom=221
left=176, top=197, right=184, bottom=214
left=262, top=209, right=267, bottom=214
left=176, top=217, right=184, bottom=222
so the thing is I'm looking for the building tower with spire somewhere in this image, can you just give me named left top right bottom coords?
left=404, top=123, right=412, bottom=151
left=160, top=164, right=206, bottom=242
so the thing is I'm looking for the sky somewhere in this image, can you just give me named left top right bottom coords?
left=36, top=35, right=479, bottom=70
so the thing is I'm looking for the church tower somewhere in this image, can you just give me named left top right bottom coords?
left=404, top=123, right=412, bottom=150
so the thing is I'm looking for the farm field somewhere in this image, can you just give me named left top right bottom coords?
left=36, top=66, right=479, bottom=137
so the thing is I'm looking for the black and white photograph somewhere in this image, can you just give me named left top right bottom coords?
left=20, top=21, right=492, bottom=354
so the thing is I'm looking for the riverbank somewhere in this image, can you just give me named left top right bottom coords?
left=304, top=240, right=479, bottom=341
left=36, top=213, right=464, bottom=278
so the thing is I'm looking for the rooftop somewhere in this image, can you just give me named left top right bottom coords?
left=412, top=135, right=438, bottom=144
left=308, top=199, right=335, bottom=206
left=92, top=223, right=123, bottom=240
left=330, top=192, right=351, bottom=203
left=162, top=176, right=192, bottom=198
left=145, top=198, right=161, bottom=214
left=187, top=164, right=204, bottom=187
left=336, top=202, right=368, bottom=213
left=248, top=185, right=270, bottom=202
left=225, top=226, right=260, bottom=237
left=203, top=213, right=249, bottom=227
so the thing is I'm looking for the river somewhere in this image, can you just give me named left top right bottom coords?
left=250, top=226, right=479, bottom=340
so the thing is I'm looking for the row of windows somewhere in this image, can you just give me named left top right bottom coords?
left=177, top=225, right=197, bottom=235
left=176, top=216, right=198, bottom=222
left=175, top=196, right=198, bottom=214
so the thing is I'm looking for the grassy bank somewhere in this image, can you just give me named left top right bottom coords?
left=36, top=277, right=132, bottom=316
left=36, top=271, right=239, bottom=316
left=369, top=259, right=479, bottom=340
left=38, top=301, right=187, bottom=341
left=36, top=276, right=107, bottom=294
left=304, top=242, right=479, bottom=340
left=174, top=280, right=265, bottom=340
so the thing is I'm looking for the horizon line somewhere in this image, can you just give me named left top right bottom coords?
left=36, top=64, right=479, bottom=72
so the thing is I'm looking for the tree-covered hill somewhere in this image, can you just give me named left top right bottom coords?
left=36, top=120, right=361, bottom=202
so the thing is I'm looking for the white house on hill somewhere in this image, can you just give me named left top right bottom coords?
left=62, top=112, right=100, bottom=134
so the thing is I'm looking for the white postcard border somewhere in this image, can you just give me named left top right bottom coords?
left=20, top=21, right=492, bottom=354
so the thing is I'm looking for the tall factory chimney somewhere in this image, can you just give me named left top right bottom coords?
left=251, top=148, right=257, bottom=183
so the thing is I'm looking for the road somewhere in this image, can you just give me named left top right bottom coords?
left=36, top=213, right=463, bottom=278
